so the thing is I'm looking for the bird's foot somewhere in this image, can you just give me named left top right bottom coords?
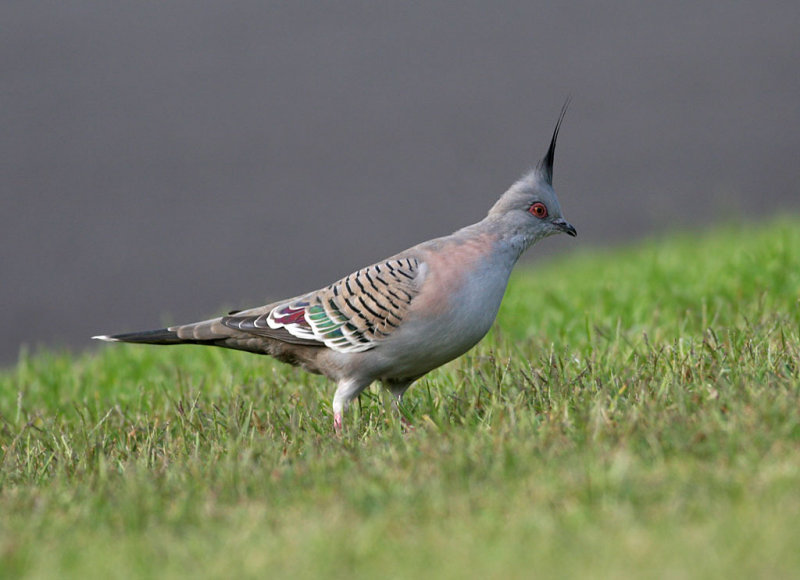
left=334, top=412, right=343, bottom=434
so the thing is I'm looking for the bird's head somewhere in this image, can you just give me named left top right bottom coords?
left=488, top=102, right=577, bottom=245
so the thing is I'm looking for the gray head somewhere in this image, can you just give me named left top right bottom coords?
left=488, top=103, right=577, bottom=245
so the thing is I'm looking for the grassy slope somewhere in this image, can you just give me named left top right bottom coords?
left=1, top=218, right=799, bottom=579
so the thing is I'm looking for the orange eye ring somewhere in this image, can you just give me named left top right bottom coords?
left=529, top=202, right=548, bottom=218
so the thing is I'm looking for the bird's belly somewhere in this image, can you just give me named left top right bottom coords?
left=371, top=274, right=508, bottom=380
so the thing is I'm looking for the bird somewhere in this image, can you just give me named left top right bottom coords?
left=93, top=104, right=577, bottom=432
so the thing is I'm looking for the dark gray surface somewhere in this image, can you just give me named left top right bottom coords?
left=3, top=2, right=799, bottom=365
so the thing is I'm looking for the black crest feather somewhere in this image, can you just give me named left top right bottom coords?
left=538, top=98, right=571, bottom=185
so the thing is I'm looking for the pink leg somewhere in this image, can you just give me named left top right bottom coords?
left=333, top=378, right=370, bottom=435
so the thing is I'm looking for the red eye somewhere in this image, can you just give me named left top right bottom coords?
left=529, top=202, right=548, bottom=218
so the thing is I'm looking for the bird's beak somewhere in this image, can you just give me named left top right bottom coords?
left=553, top=218, right=577, bottom=237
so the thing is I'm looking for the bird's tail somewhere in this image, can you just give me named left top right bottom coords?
left=93, top=316, right=233, bottom=347
left=92, top=328, right=188, bottom=345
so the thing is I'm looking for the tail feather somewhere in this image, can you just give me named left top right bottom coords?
left=92, top=328, right=188, bottom=345
left=92, top=314, right=325, bottom=356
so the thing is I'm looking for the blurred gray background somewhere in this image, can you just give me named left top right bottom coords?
left=3, top=2, right=799, bottom=366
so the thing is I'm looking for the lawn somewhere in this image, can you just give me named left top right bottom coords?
left=1, top=218, right=799, bottom=579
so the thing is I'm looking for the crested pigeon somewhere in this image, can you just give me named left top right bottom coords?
left=94, top=105, right=577, bottom=432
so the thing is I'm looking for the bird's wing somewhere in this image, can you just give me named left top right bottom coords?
left=221, top=256, right=423, bottom=353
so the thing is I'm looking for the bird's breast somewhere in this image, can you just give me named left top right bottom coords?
left=367, top=234, right=517, bottom=377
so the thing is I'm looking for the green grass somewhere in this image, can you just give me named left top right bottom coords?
left=2, top=217, right=799, bottom=579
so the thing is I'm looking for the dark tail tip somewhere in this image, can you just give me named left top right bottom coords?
left=92, top=328, right=182, bottom=345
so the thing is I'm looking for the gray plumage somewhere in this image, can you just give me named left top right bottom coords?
left=94, top=105, right=577, bottom=431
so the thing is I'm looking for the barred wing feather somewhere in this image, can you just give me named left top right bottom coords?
left=222, top=257, right=422, bottom=353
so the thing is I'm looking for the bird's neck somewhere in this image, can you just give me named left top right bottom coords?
left=449, top=216, right=533, bottom=266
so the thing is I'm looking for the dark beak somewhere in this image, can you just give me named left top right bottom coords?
left=553, top=218, right=577, bottom=237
